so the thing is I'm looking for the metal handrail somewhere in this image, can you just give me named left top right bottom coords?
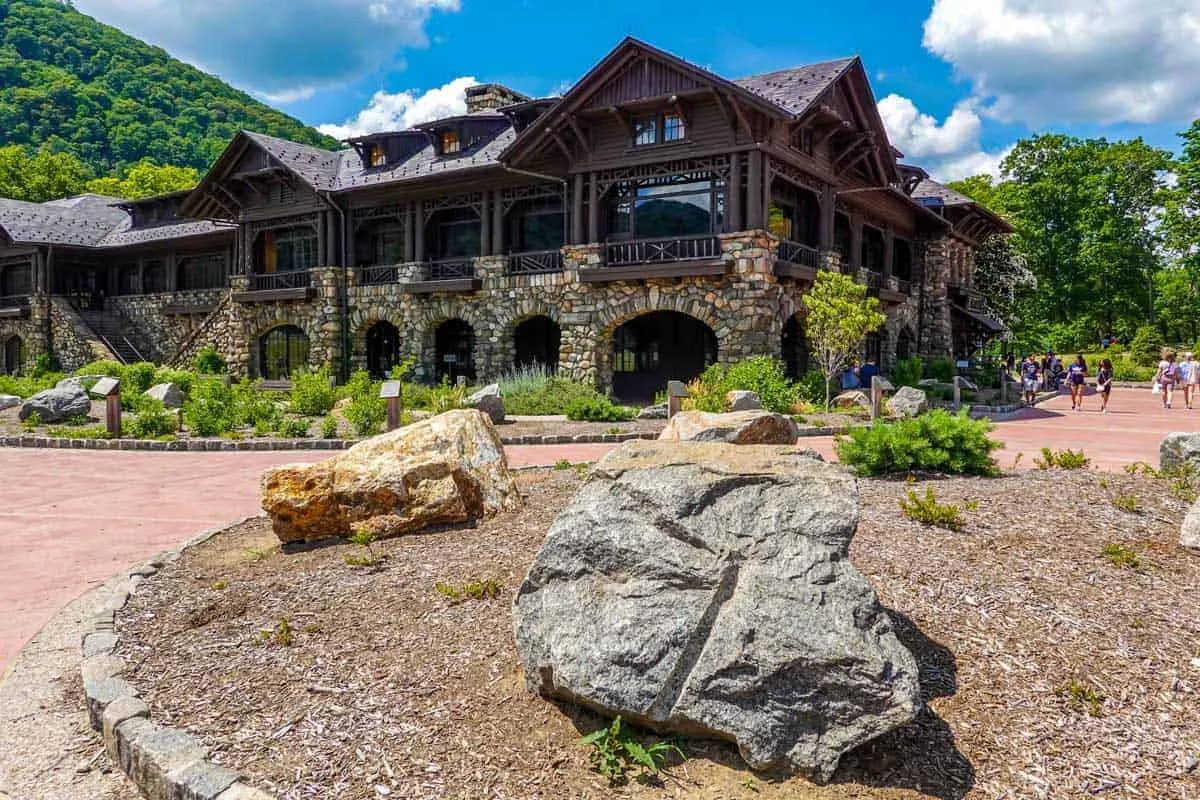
left=250, top=271, right=311, bottom=290
left=358, top=264, right=400, bottom=285
left=507, top=250, right=563, bottom=275
left=776, top=240, right=821, bottom=268
left=605, top=234, right=721, bottom=266
left=425, top=258, right=475, bottom=281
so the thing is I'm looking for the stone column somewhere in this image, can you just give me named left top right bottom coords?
left=492, top=190, right=504, bottom=255
left=883, top=229, right=894, bottom=279
left=915, top=236, right=952, bottom=359
left=414, top=203, right=426, bottom=263
left=818, top=185, right=835, bottom=250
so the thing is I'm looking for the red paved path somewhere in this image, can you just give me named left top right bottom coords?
left=0, top=385, right=1189, bottom=674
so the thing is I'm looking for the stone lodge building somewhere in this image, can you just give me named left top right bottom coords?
left=0, top=37, right=1009, bottom=400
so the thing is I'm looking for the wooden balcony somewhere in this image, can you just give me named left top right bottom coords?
left=402, top=258, right=481, bottom=294
left=358, top=264, right=402, bottom=286
left=0, top=294, right=30, bottom=319
left=774, top=240, right=821, bottom=281
left=583, top=235, right=725, bottom=283
left=507, top=250, right=563, bottom=276
left=233, top=271, right=313, bottom=302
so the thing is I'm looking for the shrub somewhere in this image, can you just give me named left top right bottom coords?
left=275, top=416, right=311, bottom=438
left=566, top=395, right=634, bottom=422
left=0, top=371, right=59, bottom=398
left=836, top=409, right=1001, bottom=477
left=343, top=370, right=386, bottom=436
left=1111, top=358, right=1157, bottom=382
left=194, top=346, right=227, bottom=375
left=890, top=356, right=924, bottom=388
left=926, top=357, right=956, bottom=383
left=32, top=352, right=61, bottom=377
left=1128, top=324, right=1160, bottom=367
left=794, top=370, right=830, bottom=406
left=502, top=374, right=603, bottom=416
left=122, top=362, right=157, bottom=393
left=495, top=362, right=553, bottom=396
left=233, top=379, right=280, bottom=428
left=127, top=401, right=177, bottom=439
left=402, top=382, right=435, bottom=410
left=685, top=358, right=800, bottom=414
left=46, top=425, right=110, bottom=440
left=151, top=368, right=196, bottom=395
left=183, top=380, right=237, bottom=436
left=1101, top=542, right=1142, bottom=570
left=429, top=379, right=469, bottom=414
left=579, top=716, right=684, bottom=785
left=1034, top=448, right=1089, bottom=470
left=74, top=359, right=126, bottom=380
left=320, top=415, right=340, bottom=439
left=343, top=528, right=382, bottom=568
left=898, top=487, right=978, bottom=531
left=290, top=367, right=336, bottom=415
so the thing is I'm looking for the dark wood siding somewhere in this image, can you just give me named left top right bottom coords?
left=578, top=99, right=736, bottom=169
left=581, top=56, right=707, bottom=109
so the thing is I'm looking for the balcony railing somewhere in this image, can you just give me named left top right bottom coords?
left=0, top=294, right=30, bottom=309
left=425, top=258, right=475, bottom=281
left=251, top=271, right=311, bottom=291
left=860, top=269, right=883, bottom=291
left=606, top=234, right=721, bottom=267
left=776, top=240, right=821, bottom=268
left=897, top=278, right=912, bottom=295
left=507, top=250, right=563, bottom=276
left=358, top=264, right=400, bottom=286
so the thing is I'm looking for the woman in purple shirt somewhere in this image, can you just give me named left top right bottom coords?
left=1067, top=354, right=1088, bottom=411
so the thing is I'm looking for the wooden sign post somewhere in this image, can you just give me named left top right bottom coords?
left=380, top=380, right=403, bottom=431
left=90, top=377, right=121, bottom=439
left=870, top=376, right=894, bottom=420
left=666, top=380, right=690, bottom=419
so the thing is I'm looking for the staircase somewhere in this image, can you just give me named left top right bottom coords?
left=78, top=308, right=149, bottom=364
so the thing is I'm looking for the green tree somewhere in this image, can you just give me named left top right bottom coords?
left=85, top=159, right=199, bottom=199
left=0, top=144, right=91, bottom=202
left=802, top=271, right=885, bottom=410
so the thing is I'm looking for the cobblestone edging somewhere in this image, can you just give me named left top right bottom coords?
left=80, top=521, right=278, bottom=800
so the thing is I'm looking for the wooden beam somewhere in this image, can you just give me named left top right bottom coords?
left=565, top=114, right=591, bottom=158
left=480, top=191, right=491, bottom=255
left=747, top=150, right=763, bottom=228
left=728, top=152, right=742, bottom=231
left=606, top=106, right=633, bottom=137
left=728, top=94, right=754, bottom=139
left=546, top=126, right=574, bottom=163
left=587, top=171, right=600, bottom=243
left=709, top=89, right=733, bottom=131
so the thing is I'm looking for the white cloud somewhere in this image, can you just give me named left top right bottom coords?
left=879, top=94, right=1012, bottom=181
left=923, top=0, right=1200, bottom=125
left=71, top=0, right=460, bottom=97
left=317, top=76, right=476, bottom=139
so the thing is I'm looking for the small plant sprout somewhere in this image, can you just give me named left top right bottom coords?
left=1111, top=493, right=1140, bottom=513
left=211, top=579, right=227, bottom=591
left=1034, top=448, right=1090, bottom=470
left=343, top=527, right=382, bottom=568
left=435, top=578, right=504, bottom=602
left=434, top=582, right=460, bottom=601
left=553, top=458, right=573, bottom=470
left=1011, top=452, right=1023, bottom=471
left=257, top=618, right=296, bottom=647
left=243, top=546, right=274, bottom=561
left=578, top=715, right=685, bottom=785
left=1102, top=543, right=1142, bottom=570
left=1059, top=678, right=1105, bottom=717
left=898, top=487, right=979, bottom=532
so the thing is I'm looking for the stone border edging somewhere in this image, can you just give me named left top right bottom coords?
left=80, top=519, right=277, bottom=800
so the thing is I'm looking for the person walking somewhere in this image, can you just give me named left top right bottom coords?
left=1157, top=350, right=1180, bottom=409
left=1183, top=352, right=1199, bottom=409
left=1097, top=357, right=1114, bottom=413
left=1021, top=354, right=1040, bottom=406
left=1067, top=354, right=1088, bottom=411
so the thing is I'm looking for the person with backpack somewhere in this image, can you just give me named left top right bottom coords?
left=1067, top=354, right=1088, bottom=411
left=1157, top=350, right=1180, bottom=410
left=1097, top=357, right=1114, bottom=413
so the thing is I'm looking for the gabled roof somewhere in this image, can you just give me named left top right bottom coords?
left=732, top=57, right=858, bottom=117
left=242, top=131, right=342, bottom=191
left=912, top=178, right=975, bottom=207
left=0, top=195, right=127, bottom=247
left=333, top=126, right=514, bottom=191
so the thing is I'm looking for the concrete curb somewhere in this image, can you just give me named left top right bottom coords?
left=0, top=431, right=662, bottom=451
left=79, top=520, right=276, bottom=800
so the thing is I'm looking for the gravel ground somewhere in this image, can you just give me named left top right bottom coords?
left=113, top=466, right=1200, bottom=800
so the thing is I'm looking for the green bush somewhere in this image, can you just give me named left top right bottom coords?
left=795, top=370, right=830, bottom=406
left=1129, top=324, right=1160, bottom=367
left=183, top=380, right=237, bottom=436
left=898, top=487, right=978, bottom=531
left=320, top=415, right=340, bottom=439
left=0, top=371, right=60, bottom=398
left=505, top=377, right=605, bottom=416
left=233, top=379, right=280, bottom=428
left=926, top=357, right=956, bottom=383
left=685, top=358, right=800, bottom=414
left=342, top=370, right=386, bottom=437
left=1111, top=358, right=1156, bottom=382
left=1034, top=448, right=1090, bottom=470
left=194, top=346, right=227, bottom=375
left=290, top=367, right=336, bottom=415
left=122, top=362, right=157, bottom=393
left=275, top=416, right=312, bottom=438
left=836, top=409, right=1001, bottom=477
left=495, top=363, right=553, bottom=397
left=890, top=357, right=923, bottom=388
left=32, top=352, right=61, bottom=377
left=74, top=359, right=126, bottom=380
left=151, top=368, right=196, bottom=395
left=429, top=379, right=469, bottom=414
left=401, top=381, right=435, bottom=410
left=46, top=424, right=110, bottom=440
left=127, top=400, right=177, bottom=439
left=566, top=395, right=634, bottom=422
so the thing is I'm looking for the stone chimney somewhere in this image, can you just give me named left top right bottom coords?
left=464, top=83, right=531, bottom=114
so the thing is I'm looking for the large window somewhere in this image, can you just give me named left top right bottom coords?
left=894, top=239, right=913, bottom=281
left=369, top=144, right=386, bottom=167
left=143, top=259, right=167, bottom=293
left=355, top=220, right=405, bottom=266
left=510, top=197, right=564, bottom=252
left=258, top=325, right=310, bottom=380
left=834, top=214, right=852, bottom=263
left=430, top=208, right=480, bottom=260
left=177, top=253, right=226, bottom=290
left=861, top=227, right=885, bottom=273
left=607, top=175, right=725, bottom=239
left=633, top=116, right=657, bottom=146
left=768, top=184, right=820, bottom=246
left=0, top=264, right=31, bottom=297
left=441, top=130, right=461, bottom=154
left=258, top=226, right=318, bottom=273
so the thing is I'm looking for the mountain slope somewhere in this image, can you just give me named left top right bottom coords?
left=0, top=0, right=339, bottom=174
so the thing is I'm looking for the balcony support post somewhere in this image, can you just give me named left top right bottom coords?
left=492, top=190, right=504, bottom=255
left=587, top=172, right=599, bottom=244
left=571, top=173, right=585, bottom=244
left=480, top=192, right=491, bottom=256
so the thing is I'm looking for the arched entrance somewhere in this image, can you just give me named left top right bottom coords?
left=896, top=329, right=915, bottom=362
left=781, top=315, right=809, bottom=379
left=514, top=316, right=560, bottom=373
left=611, top=311, right=717, bottom=402
left=365, top=321, right=401, bottom=379
left=2, top=336, right=24, bottom=375
left=258, top=325, right=310, bottom=380
left=434, top=319, right=475, bottom=383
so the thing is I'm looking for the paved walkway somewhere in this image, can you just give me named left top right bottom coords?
left=0, top=387, right=1189, bottom=674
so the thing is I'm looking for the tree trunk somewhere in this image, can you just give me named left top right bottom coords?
left=824, top=374, right=832, bottom=412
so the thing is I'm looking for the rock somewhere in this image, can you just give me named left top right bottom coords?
left=833, top=390, right=871, bottom=411
left=887, top=386, right=929, bottom=418
left=1160, top=432, right=1200, bottom=473
left=725, top=390, right=762, bottom=411
left=0, top=394, right=19, bottom=411
left=144, top=383, right=185, bottom=409
left=19, top=383, right=91, bottom=423
left=637, top=403, right=668, bottom=420
left=658, top=410, right=798, bottom=445
left=409, top=409, right=433, bottom=422
left=514, top=441, right=920, bottom=782
left=262, top=409, right=521, bottom=544
left=1181, top=497, right=1200, bottom=550
left=467, top=383, right=505, bottom=425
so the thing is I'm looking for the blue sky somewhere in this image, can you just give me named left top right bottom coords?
left=71, top=0, right=1200, bottom=181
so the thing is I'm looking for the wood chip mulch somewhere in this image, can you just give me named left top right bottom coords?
left=113, top=467, right=1200, bottom=800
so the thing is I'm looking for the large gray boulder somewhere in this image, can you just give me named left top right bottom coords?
left=19, top=383, right=91, bottom=423
left=0, top=394, right=20, bottom=411
left=888, top=386, right=929, bottom=418
left=1182, top=498, right=1200, bottom=550
left=658, top=410, right=798, bottom=444
left=467, top=383, right=505, bottom=425
left=1160, top=432, right=1200, bottom=473
left=725, top=390, right=762, bottom=412
left=833, top=390, right=871, bottom=411
left=514, top=441, right=921, bottom=782
left=144, top=383, right=185, bottom=409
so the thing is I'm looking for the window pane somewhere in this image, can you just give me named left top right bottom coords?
left=635, top=189, right=712, bottom=237
left=520, top=212, right=564, bottom=251
left=442, top=130, right=461, bottom=154
left=663, top=113, right=685, bottom=141
left=633, top=116, right=657, bottom=146
left=438, top=221, right=480, bottom=258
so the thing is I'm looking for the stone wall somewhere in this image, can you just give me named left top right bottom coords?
left=48, top=297, right=113, bottom=371
left=915, top=236, right=952, bottom=359
left=0, top=305, right=44, bottom=374
left=109, top=289, right=224, bottom=364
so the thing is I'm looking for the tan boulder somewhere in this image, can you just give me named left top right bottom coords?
left=658, top=410, right=799, bottom=445
left=262, top=409, right=521, bottom=544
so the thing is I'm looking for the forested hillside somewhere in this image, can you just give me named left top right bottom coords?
left=0, top=0, right=338, bottom=175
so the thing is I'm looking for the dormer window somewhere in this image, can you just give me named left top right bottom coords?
left=632, top=112, right=687, bottom=147
left=441, top=130, right=461, bottom=154
left=369, top=144, right=386, bottom=167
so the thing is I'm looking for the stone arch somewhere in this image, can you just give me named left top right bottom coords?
left=364, top=320, right=403, bottom=379
left=255, top=324, right=311, bottom=380
left=513, top=315, right=562, bottom=374
left=410, top=300, right=485, bottom=383
left=608, top=310, right=719, bottom=402
left=493, top=299, right=564, bottom=376
left=433, top=318, right=475, bottom=384
left=781, top=313, right=809, bottom=379
left=2, top=333, right=25, bottom=376
left=348, top=311, right=406, bottom=377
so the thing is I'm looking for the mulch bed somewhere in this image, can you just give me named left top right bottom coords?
left=113, top=467, right=1200, bottom=799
